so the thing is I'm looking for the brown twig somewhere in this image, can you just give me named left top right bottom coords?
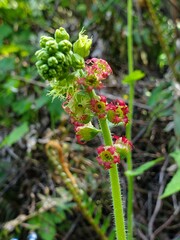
left=45, top=140, right=108, bottom=240
left=46, top=140, right=76, bottom=186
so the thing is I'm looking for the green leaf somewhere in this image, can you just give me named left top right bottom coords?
left=174, top=100, right=180, bottom=144
left=122, top=70, right=145, bottom=84
left=39, top=222, right=56, bottom=240
left=170, top=150, right=180, bottom=168
left=101, top=216, right=111, bottom=233
left=34, top=95, right=49, bottom=109
left=147, top=82, right=171, bottom=107
left=0, top=57, right=15, bottom=74
left=28, top=216, right=41, bottom=230
left=125, top=157, right=164, bottom=177
left=0, top=24, right=12, bottom=43
left=160, top=169, right=180, bottom=198
left=108, top=228, right=116, bottom=240
left=12, top=98, right=32, bottom=115
left=0, top=122, right=29, bottom=147
left=94, top=208, right=102, bottom=225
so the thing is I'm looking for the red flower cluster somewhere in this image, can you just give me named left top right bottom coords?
left=90, top=96, right=129, bottom=125
left=86, top=58, right=112, bottom=80
left=78, top=58, right=112, bottom=91
left=107, top=99, right=129, bottom=125
left=90, top=95, right=107, bottom=119
left=97, top=145, right=120, bottom=169
left=96, top=136, right=132, bottom=169
left=113, top=135, right=133, bottom=160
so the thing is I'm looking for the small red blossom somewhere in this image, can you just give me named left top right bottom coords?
left=96, top=145, right=120, bottom=169
left=70, top=118, right=84, bottom=129
left=78, top=58, right=112, bottom=91
left=90, top=95, right=107, bottom=118
left=113, top=135, right=133, bottom=148
left=106, top=100, right=129, bottom=125
left=85, top=58, right=112, bottom=80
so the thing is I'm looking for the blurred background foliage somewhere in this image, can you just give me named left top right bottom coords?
left=0, top=0, right=180, bottom=239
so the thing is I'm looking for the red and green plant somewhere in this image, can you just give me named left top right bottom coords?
left=35, top=27, right=130, bottom=239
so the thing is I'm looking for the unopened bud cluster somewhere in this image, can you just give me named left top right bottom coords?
left=36, top=27, right=132, bottom=170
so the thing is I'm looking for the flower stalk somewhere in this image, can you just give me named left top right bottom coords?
left=35, top=27, right=131, bottom=240
left=126, top=0, right=135, bottom=239
left=99, top=118, right=127, bottom=240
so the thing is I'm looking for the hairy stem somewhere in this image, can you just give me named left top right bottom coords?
left=99, top=118, right=126, bottom=240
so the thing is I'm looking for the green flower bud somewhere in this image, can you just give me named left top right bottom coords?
left=46, top=40, right=58, bottom=54
left=72, top=53, right=85, bottom=69
left=56, top=65, right=63, bottom=74
left=63, top=53, right=72, bottom=67
left=48, top=56, right=58, bottom=66
left=36, top=60, right=44, bottom=68
left=40, top=36, right=54, bottom=48
left=37, top=64, right=49, bottom=79
left=73, top=29, right=92, bottom=58
left=39, top=64, right=49, bottom=72
left=55, top=52, right=65, bottom=63
left=35, top=49, right=49, bottom=61
left=58, top=40, right=72, bottom=53
left=48, top=69, right=57, bottom=78
left=55, top=27, right=70, bottom=43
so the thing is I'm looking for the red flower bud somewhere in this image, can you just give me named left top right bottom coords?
left=113, top=136, right=132, bottom=159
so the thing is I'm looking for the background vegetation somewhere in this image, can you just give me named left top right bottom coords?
left=0, top=0, right=179, bottom=239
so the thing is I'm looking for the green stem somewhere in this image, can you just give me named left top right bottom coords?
left=128, top=0, right=133, bottom=74
left=127, top=0, right=134, bottom=239
left=99, top=118, right=126, bottom=240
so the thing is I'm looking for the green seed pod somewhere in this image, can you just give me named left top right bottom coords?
left=48, top=56, right=58, bottom=66
left=55, top=27, right=70, bottom=43
left=63, top=53, right=72, bottom=67
left=36, top=60, right=44, bottom=68
left=40, top=72, right=49, bottom=80
left=71, top=53, right=85, bottom=69
left=73, top=29, right=92, bottom=58
left=39, top=64, right=49, bottom=72
left=58, top=40, right=72, bottom=53
left=48, top=69, right=57, bottom=78
left=40, top=36, right=54, bottom=48
left=35, top=49, right=49, bottom=61
left=55, top=52, right=65, bottom=63
left=46, top=40, right=58, bottom=54
left=56, top=65, right=63, bottom=74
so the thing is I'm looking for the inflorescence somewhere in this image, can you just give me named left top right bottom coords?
left=35, top=27, right=132, bottom=169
